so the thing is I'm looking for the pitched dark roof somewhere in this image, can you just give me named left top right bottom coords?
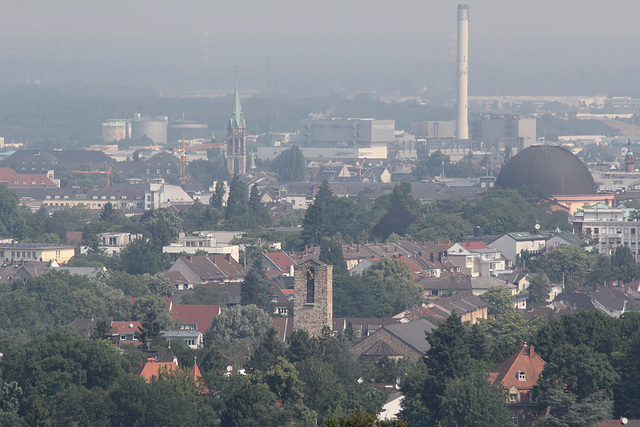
left=361, top=340, right=403, bottom=358
left=382, top=318, right=438, bottom=354
left=554, top=292, right=597, bottom=311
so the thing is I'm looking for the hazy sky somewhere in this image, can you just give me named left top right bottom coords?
left=3, top=1, right=639, bottom=40
left=2, top=1, right=639, bottom=95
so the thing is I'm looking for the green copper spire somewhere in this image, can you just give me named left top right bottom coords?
left=229, top=74, right=245, bottom=129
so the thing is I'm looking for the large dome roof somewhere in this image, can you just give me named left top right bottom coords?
left=496, top=145, right=596, bottom=195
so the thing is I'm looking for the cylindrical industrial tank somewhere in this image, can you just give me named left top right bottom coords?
left=131, top=115, right=168, bottom=144
left=168, top=120, right=209, bottom=144
left=102, top=119, right=130, bottom=142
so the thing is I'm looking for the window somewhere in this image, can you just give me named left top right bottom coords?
left=511, top=413, right=518, bottom=425
left=509, top=393, right=518, bottom=402
left=185, top=339, right=195, bottom=346
left=518, top=371, right=526, bottom=381
left=306, top=267, right=315, bottom=304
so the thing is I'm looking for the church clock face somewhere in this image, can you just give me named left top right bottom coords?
left=233, top=129, right=239, bottom=135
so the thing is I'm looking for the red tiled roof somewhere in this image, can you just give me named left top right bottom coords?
left=264, top=251, right=296, bottom=272
left=272, top=317, right=294, bottom=342
left=0, top=167, right=58, bottom=187
left=207, top=254, right=247, bottom=280
left=109, top=321, right=142, bottom=335
left=136, top=358, right=178, bottom=383
left=490, top=343, right=546, bottom=393
left=190, top=363, right=209, bottom=394
left=171, top=304, right=221, bottom=333
left=461, top=241, right=490, bottom=250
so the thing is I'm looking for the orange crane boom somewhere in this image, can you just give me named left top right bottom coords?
left=171, top=135, right=226, bottom=184
left=71, top=162, right=112, bottom=187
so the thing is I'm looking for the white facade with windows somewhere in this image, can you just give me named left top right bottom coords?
left=572, top=204, right=640, bottom=260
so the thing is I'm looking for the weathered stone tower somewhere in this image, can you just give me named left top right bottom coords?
left=293, top=259, right=332, bottom=336
left=227, top=75, right=246, bottom=175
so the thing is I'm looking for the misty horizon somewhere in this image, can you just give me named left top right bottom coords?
left=1, top=2, right=639, bottom=99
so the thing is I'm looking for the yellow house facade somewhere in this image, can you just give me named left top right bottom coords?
left=0, top=243, right=75, bottom=263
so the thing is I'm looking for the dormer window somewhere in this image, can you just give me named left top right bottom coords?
left=518, top=371, right=526, bottom=381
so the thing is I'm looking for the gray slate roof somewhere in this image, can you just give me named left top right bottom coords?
left=382, top=318, right=438, bottom=353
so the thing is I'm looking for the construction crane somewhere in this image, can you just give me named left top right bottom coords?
left=171, top=135, right=226, bottom=184
left=71, top=162, right=112, bottom=188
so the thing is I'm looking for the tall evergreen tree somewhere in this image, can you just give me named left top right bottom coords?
left=212, top=180, right=226, bottom=209
left=271, top=145, right=306, bottom=182
left=301, top=202, right=324, bottom=246
left=240, top=259, right=274, bottom=313
left=248, top=184, right=271, bottom=226
left=315, top=179, right=333, bottom=206
left=225, top=175, right=247, bottom=220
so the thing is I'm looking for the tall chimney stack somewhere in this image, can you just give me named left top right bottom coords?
left=456, top=4, right=470, bottom=140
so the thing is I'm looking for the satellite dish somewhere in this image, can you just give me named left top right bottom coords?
left=534, top=223, right=541, bottom=230
left=621, top=417, right=628, bottom=425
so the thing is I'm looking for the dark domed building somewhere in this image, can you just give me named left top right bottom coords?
left=496, top=145, right=596, bottom=195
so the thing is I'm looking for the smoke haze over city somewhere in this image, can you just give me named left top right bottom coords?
left=1, top=1, right=640, bottom=98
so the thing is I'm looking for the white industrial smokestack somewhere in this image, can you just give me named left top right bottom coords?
left=456, top=4, right=469, bottom=140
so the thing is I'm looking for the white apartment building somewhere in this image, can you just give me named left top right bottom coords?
left=572, top=203, right=640, bottom=260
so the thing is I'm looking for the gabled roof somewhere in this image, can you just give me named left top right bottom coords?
left=548, top=231, right=585, bottom=246
left=489, top=343, right=546, bottom=392
left=554, top=292, right=597, bottom=312
left=263, top=251, right=296, bottom=273
left=174, top=256, right=226, bottom=282
left=171, top=304, right=222, bottom=333
left=272, top=317, right=294, bottom=342
left=207, top=254, right=247, bottom=280
left=382, top=318, right=438, bottom=354
left=162, top=270, right=190, bottom=285
left=109, top=321, right=142, bottom=335
left=136, top=358, right=179, bottom=383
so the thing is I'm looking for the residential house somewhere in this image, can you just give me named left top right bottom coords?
left=545, top=230, right=587, bottom=251
left=107, top=321, right=142, bottom=347
left=488, top=232, right=548, bottom=265
left=136, top=357, right=179, bottom=383
left=429, top=293, right=488, bottom=325
left=260, top=250, right=297, bottom=277
left=98, top=232, right=143, bottom=255
left=168, top=254, right=247, bottom=286
left=444, top=242, right=506, bottom=277
left=170, top=304, right=222, bottom=333
left=163, top=231, right=240, bottom=262
left=350, top=318, right=438, bottom=363
left=572, top=203, right=640, bottom=260
left=160, top=330, right=203, bottom=349
left=490, top=342, right=547, bottom=427
left=333, top=318, right=402, bottom=341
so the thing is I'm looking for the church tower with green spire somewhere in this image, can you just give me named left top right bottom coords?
left=227, top=74, right=246, bottom=175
